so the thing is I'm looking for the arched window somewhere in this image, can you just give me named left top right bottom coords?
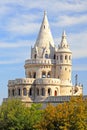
left=12, top=89, right=15, bottom=96
left=54, top=90, right=57, bottom=96
left=29, top=88, right=32, bottom=96
left=47, top=72, right=51, bottom=78
left=8, top=89, right=10, bottom=96
left=42, top=72, right=46, bottom=78
left=48, top=88, right=51, bottom=96
left=54, top=54, right=56, bottom=59
left=41, top=88, right=45, bottom=96
left=65, top=55, right=67, bottom=60
left=18, top=88, right=21, bottom=96
left=33, top=72, right=36, bottom=78
left=23, top=88, right=27, bottom=96
left=37, top=88, right=39, bottom=96
left=60, top=55, right=63, bottom=60
left=45, top=54, right=48, bottom=58
left=34, top=54, right=37, bottom=59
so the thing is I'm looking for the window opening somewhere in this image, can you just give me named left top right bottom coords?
left=42, top=88, right=45, bottom=96
left=29, top=88, right=32, bottom=96
left=23, top=88, right=27, bottom=96
left=42, top=72, right=46, bottom=78
left=48, top=88, right=51, bottom=96
left=54, top=90, right=57, bottom=96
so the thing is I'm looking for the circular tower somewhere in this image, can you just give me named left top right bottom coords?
left=56, top=31, right=72, bottom=84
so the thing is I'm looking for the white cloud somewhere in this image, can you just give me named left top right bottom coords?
left=68, top=32, right=87, bottom=58
left=0, top=59, right=23, bottom=65
left=73, top=63, right=87, bottom=71
left=0, top=0, right=87, bottom=19
left=0, top=0, right=87, bottom=64
left=6, top=23, right=40, bottom=35
left=0, top=40, right=33, bottom=48
left=54, top=15, right=87, bottom=27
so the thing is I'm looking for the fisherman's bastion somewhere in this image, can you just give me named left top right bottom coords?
left=6, top=12, right=83, bottom=106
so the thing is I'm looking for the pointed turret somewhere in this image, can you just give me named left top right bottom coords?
left=60, top=30, right=69, bottom=48
left=31, top=11, right=55, bottom=59
left=35, top=11, right=54, bottom=48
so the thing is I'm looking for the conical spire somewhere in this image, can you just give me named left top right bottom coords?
left=60, top=30, right=69, bottom=48
left=35, top=11, right=54, bottom=48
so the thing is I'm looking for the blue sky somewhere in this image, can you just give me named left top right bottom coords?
left=0, top=0, right=87, bottom=104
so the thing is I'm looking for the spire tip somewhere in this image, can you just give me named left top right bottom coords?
left=62, top=30, right=66, bottom=37
left=44, top=11, right=47, bottom=16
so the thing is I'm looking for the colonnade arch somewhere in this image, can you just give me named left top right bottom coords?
left=9, top=87, right=55, bottom=97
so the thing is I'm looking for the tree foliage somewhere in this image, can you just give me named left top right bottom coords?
left=0, top=99, right=42, bottom=130
left=0, top=96, right=87, bottom=130
left=36, top=96, right=87, bottom=130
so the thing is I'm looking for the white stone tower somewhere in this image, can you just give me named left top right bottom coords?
left=7, top=12, right=83, bottom=104
left=55, top=31, right=72, bottom=83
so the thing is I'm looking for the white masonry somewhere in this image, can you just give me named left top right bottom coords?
left=8, top=12, right=83, bottom=103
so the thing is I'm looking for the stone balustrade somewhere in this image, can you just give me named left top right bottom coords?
left=60, top=80, right=72, bottom=85
left=8, top=78, right=60, bottom=86
left=8, top=78, right=35, bottom=86
left=35, top=78, right=60, bottom=85
left=25, top=59, right=56, bottom=65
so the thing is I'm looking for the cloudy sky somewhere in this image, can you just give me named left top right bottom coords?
left=0, top=0, right=87, bottom=104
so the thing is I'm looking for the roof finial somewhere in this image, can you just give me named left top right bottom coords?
left=62, top=30, right=66, bottom=38
left=44, top=11, right=47, bottom=16
left=59, top=30, right=69, bottom=49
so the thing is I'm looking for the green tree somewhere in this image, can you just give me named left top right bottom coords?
left=36, top=96, right=87, bottom=130
left=0, top=99, right=42, bottom=130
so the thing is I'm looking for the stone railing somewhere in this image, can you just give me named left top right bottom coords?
left=46, top=96, right=71, bottom=102
left=8, top=78, right=35, bottom=86
left=60, top=80, right=72, bottom=85
left=25, top=59, right=56, bottom=65
left=35, top=78, right=60, bottom=85
left=8, top=78, right=60, bottom=86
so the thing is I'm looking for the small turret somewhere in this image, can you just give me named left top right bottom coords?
left=55, top=31, right=72, bottom=85
left=60, top=30, right=69, bottom=48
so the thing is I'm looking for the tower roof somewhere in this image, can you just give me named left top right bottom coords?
left=61, top=30, right=68, bottom=47
left=35, top=11, right=54, bottom=48
left=58, top=31, right=72, bottom=53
